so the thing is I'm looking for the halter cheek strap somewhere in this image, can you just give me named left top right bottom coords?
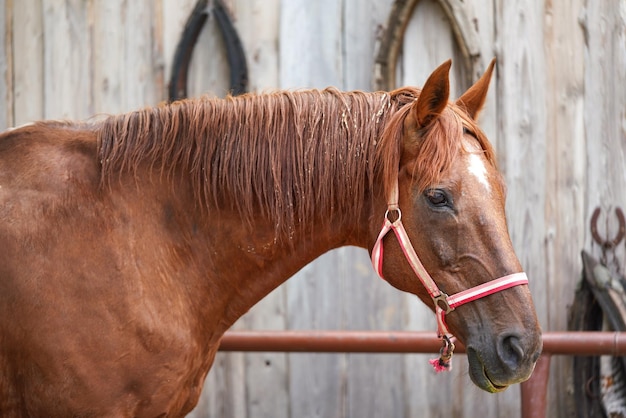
left=371, top=183, right=529, bottom=372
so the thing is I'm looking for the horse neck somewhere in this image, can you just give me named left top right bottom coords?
left=195, top=187, right=374, bottom=332
left=99, top=90, right=394, bottom=332
left=167, top=98, right=383, bottom=331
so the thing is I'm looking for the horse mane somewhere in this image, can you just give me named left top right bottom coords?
left=96, top=87, right=497, bottom=237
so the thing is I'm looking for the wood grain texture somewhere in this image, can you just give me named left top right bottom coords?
left=543, top=0, right=585, bottom=415
left=11, top=0, right=43, bottom=125
left=0, top=0, right=11, bottom=129
left=582, top=0, right=626, bottom=267
left=42, top=0, right=92, bottom=119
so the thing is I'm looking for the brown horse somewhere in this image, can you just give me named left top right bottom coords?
left=0, top=60, right=541, bottom=417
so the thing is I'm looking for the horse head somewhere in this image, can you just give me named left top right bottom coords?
left=372, top=60, right=542, bottom=392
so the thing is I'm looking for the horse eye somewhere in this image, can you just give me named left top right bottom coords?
left=425, top=189, right=449, bottom=208
left=463, top=126, right=479, bottom=140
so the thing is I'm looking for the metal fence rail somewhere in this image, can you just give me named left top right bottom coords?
left=219, top=331, right=626, bottom=418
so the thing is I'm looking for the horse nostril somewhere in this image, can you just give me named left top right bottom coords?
left=497, top=333, right=526, bottom=371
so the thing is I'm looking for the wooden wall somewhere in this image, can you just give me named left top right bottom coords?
left=2, top=0, right=625, bottom=417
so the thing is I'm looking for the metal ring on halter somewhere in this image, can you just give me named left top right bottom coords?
left=433, top=293, right=453, bottom=314
left=385, top=207, right=401, bottom=223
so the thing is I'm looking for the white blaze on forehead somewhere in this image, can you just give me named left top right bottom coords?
left=467, top=153, right=491, bottom=193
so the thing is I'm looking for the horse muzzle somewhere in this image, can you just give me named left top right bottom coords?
left=466, top=330, right=543, bottom=393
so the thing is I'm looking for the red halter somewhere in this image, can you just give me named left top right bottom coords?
left=371, top=182, right=529, bottom=371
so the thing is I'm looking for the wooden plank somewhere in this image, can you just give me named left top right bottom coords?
left=575, top=3, right=626, bottom=413
left=153, top=0, right=165, bottom=101
left=11, top=0, right=43, bottom=125
left=285, top=252, right=347, bottom=418
left=400, top=0, right=467, bottom=96
left=0, top=0, right=11, bottom=129
left=91, top=1, right=125, bottom=114
left=279, top=0, right=343, bottom=89
left=232, top=0, right=280, bottom=92
left=123, top=1, right=162, bottom=108
left=92, top=0, right=161, bottom=113
left=342, top=250, right=407, bottom=418
left=343, top=0, right=394, bottom=91
left=42, top=0, right=93, bottom=119
left=542, top=0, right=585, bottom=416
left=238, top=288, right=289, bottom=418
left=461, top=0, right=497, bottom=147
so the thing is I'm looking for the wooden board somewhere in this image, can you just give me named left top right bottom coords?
left=0, top=0, right=11, bottom=129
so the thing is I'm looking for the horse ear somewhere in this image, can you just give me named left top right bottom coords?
left=456, top=58, right=496, bottom=119
left=412, top=60, right=452, bottom=128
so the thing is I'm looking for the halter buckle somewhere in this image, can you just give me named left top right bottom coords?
left=433, top=293, right=453, bottom=314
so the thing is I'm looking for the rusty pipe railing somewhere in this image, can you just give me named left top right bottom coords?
left=219, top=330, right=626, bottom=355
left=218, top=331, right=626, bottom=418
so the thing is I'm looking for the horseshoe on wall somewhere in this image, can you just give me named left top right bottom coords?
left=591, top=207, right=626, bottom=250
left=168, top=0, right=248, bottom=101
left=374, top=0, right=483, bottom=91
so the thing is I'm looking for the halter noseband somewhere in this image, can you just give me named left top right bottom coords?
left=371, top=181, right=529, bottom=372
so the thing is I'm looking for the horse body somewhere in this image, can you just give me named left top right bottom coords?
left=0, top=61, right=542, bottom=417
left=0, top=124, right=200, bottom=415
left=0, top=123, right=353, bottom=416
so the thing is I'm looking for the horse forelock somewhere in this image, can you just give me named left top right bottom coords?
left=376, top=94, right=500, bottom=202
